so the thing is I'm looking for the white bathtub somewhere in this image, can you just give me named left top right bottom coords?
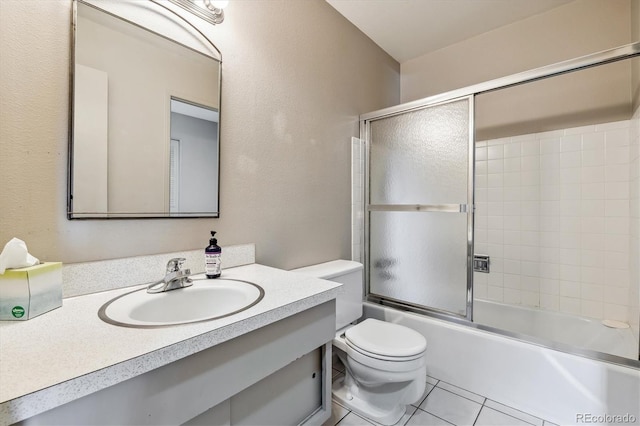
left=363, top=301, right=640, bottom=426
left=473, top=299, right=639, bottom=360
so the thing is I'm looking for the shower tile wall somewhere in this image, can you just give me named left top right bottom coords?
left=474, top=119, right=639, bottom=324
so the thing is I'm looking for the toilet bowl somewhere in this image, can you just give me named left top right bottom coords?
left=292, top=261, right=427, bottom=425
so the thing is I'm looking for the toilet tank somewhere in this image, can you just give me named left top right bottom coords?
left=291, top=260, right=363, bottom=330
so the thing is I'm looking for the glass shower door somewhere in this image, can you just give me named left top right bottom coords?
left=366, top=96, right=474, bottom=318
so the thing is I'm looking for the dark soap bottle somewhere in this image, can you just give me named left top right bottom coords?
left=205, top=231, right=222, bottom=278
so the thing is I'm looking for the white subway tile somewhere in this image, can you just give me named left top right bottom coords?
left=491, top=257, right=504, bottom=273
left=521, top=261, right=540, bottom=277
left=503, top=288, right=522, bottom=304
left=487, top=244, right=504, bottom=258
left=606, top=146, right=629, bottom=166
left=540, top=200, right=560, bottom=216
left=475, top=160, right=488, bottom=175
left=581, top=166, right=604, bottom=184
left=581, top=267, right=606, bottom=284
left=581, top=300, right=603, bottom=319
left=503, top=244, right=521, bottom=260
left=521, top=231, right=540, bottom=246
left=476, top=144, right=488, bottom=161
left=488, top=145, right=504, bottom=160
left=476, top=174, right=487, bottom=188
left=521, top=140, right=540, bottom=156
left=540, top=248, right=560, bottom=263
left=521, top=291, right=539, bottom=307
left=521, top=245, right=540, bottom=261
left=581, top=249, right=605, bottom=266
left=560, top=151, right=581, bottom=169
left=503, top=172, right=522, bottom=187
left=502, top=216, right=521, bottom=231
left=504, top=157, right=521, bottom=172
left=582, top=233, right=605, bottom=250
left=561, top=135, right=582, bottom=152
left=605, top=200, right=629, bottom=217
left=540, top=185, right=560, bottom=201
left=605, top=182, right=629, bottom=200
left=540, top=293, right=559, bottom=311
left=503, top=230, right=521, bottom=245
left=559, top=296, right=581, bottom=315
left=604, top=286, right=630, bottom=305
left=540, top=232, right=560, bottom=248
left=539, top=216, right=559, bottom=232
left=521, top=275, right=540, bottom=292
left=560, top=248, right=580, bottom=265
left=487, top=216, right=503, bottom=230
left=489, top=137, right=511, bottom=146
left=539, top=262, right=560, bottom=279
left=476, top=141, right=488, bottom=148
left=560, top=280, right=581, bottom=297
left=487, top=174, right=504, bottom=188
left=605, top=165, right=629, bottom=182
left=581, top=183, right=604, bottom=200
left=540, top=279, right=559, bottom=295
left=487, top=285, right=503, bottom=302
left=523, top=215, right=542, bottom=231
left=582, top=150, right=605, bottom=167
left=540, top=138, right=561, bottom=154
left=522, top=171, right=541, bottom=186
left=488, top=201, right=504, bottom=216
left=488, top=272, right=504, bottom=286
left=522, top=201, right=541, bottom=214
left=560, top=265, right=581, bottom=282
left=504, top=142, right=522, bottom=158
left=606, top=130, right=631, bottom=149
left=603, top=303, right=628, bottom=322
left=475, top=215, right=488, bottom=230
left=521, top=156, right=540, bottom=171
left=488, top=159, right=504, bottom=173
left=605, top=251, right=628, bottom=270
left=582, top=132, right=605, bottom=151
left=606, top=268, right=630, bottom=287
left=487, top=188, right=503, bottom=202
left=474, top=283, right=488, bottom=299
left=561, top=183, right=581, bottom=200
left=605, top=217, right=629, bottom=235
left=488, top=229, right=504, bottom=244
left=503, top=201, right=521, bottom=216
left=503, top=187, right=521, bottom=202
left=560, top=232, right=581, bottom=249
left=560, top=167, right=582, bottom=184
left=605, top=234, right=629, bottom=253
left=503, top=273, right=521, bottom=289
left=581, top=199, right=605, bottom=217
left=581, top=217, right=605, bottom=234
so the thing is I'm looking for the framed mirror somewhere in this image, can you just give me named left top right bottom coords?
left=69, top=0, right=221, bottom=218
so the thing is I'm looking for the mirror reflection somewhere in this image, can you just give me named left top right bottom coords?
left=69, top=1, right=221, bottom=218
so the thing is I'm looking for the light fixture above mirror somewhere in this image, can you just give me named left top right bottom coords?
left=167, top=0, right=228, bottom=26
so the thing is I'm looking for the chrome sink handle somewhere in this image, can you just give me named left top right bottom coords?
left=147, top=258, right=193, bottom=294
left=166, top=258, right=186, bottom=273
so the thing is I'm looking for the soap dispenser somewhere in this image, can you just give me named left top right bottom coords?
left=205, top=231, right=222, bottom=279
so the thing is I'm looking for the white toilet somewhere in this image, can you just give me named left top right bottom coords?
left=292, top=260, right=427, bottom=425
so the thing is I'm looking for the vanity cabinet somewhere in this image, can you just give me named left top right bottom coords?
left=16, top=301, right=335, bottom=425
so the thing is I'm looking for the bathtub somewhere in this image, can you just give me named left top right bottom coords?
left=363, top=301, right=640, bottom=426
left=473, top=299, right=639, bottom=360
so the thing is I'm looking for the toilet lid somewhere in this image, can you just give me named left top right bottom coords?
left=345, top=318, right=427, bottom=358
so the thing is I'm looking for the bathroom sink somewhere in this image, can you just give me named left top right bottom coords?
left=98, top=278, right=264, bottom=328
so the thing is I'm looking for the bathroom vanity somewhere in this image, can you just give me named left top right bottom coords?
left=0, top=262, right=340, bottom=425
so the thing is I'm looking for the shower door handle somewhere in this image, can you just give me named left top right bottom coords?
left=368, top=204, right=469, bottom=213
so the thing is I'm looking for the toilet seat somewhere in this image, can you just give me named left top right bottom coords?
left=345, top=318, right=427, bottom=358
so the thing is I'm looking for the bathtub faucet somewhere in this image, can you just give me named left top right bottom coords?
left=147, top=258, right=193, bottom=293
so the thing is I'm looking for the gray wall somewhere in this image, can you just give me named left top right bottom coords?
left=400, top=0, right=636, bottom=140
left=0, top=0, right=399, bottom=269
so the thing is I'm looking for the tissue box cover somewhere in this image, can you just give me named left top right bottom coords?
left=0, top=262, right=62, bottom=320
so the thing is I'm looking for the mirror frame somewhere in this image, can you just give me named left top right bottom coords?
left=68, top=0, right=222, bottom=219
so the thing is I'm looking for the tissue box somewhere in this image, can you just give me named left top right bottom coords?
left=0, top=262, right=62, bottom=320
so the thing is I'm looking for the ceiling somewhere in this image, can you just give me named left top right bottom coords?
left=326, top=0, right=574, bottom=63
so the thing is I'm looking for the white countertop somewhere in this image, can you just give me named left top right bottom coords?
left=0, top=263, right=340, bottom=425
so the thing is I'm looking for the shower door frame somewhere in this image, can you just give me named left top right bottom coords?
left=360, top=41, right=640, bottom=367
left=362, top=95, right=476, bottom=321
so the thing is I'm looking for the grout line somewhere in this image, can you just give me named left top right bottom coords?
left=438, top=379, right=485, bottom=401
left=472, top=405, right=483, bottom=425
left=480, top=402, right=539, bottom=426
left=435, top=385, right=485, bottom=406
left=412, top=407, right=456, bottom=425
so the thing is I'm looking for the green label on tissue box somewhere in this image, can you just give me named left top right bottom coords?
left=11, top=306, right=25, bottom=318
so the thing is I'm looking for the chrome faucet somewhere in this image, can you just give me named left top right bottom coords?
left=147, top=258, right=193, bottom=294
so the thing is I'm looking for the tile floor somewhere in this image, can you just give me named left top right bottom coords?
left=324, top=359, right=559, bottom=426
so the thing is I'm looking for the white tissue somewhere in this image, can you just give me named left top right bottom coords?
left=0, top=238, right=40, bottom=274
